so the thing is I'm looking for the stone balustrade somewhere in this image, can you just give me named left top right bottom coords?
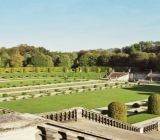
left=39, top=109, right=77, bottom=122
left=38, top=107, right=160, bottom=134
left=81, top=109, right=140, bottom=132
left=143, top=122, right=158, bottom=133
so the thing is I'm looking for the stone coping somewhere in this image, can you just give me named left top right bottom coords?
left=133, top=117, right=160, bottom=127
left=0, top=112, right=45, bottom=132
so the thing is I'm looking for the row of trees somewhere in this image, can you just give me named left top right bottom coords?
left=1, top=41, right=160, bottom=71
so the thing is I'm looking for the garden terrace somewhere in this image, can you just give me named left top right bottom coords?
left=0, top=84, right=159, bottom=114
left=0, top=80, right=132, bottom=102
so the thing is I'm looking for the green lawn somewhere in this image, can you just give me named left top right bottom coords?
left=128, top=113, right=159, bottom=124
left=0, top=85, right=159, bottom=114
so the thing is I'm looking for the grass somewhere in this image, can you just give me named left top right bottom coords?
left=128, top=113, right=159, bottom=124
left=0, top=85, right=159, bottom=114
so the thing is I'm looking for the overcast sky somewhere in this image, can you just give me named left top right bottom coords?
left=0, top=0, right=160, bottom=51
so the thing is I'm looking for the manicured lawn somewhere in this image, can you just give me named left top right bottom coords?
left=0, top=85, right=159, bottom=114
left=128, top=113, right=159, bottom=124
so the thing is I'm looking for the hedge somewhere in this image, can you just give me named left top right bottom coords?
left=78, top=66, right=112, bottom=73
left=0, top=66, right=112, bottom=73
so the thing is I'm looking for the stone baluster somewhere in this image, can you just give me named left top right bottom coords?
left=98, top=115, right=101, bottom=123
left=88, top=112, right=91, bottom=120
left=50, top=114, right=53, bottom=120
left=69, top=111, right=71, bottom=120
left=57, top=113, right=60, bottom=121
left=91, top=113, right=94, bottom=121
left=82, top=109, right=84, bottom=117
left=75, top=109, right=77, bottom=121
left=64, top=112, right=66, bottom=121
left=72, top=110, right=75, bottom=119
left=85, top=110, right=87, bottom=118
left=62, top=112, right=64, bottom=121
left=95, top=114, right=98, bottom=122
left=55, top=113, right=58, bottom=121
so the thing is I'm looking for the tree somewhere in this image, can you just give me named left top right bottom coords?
left=97, top=54, right=111, bottom=66
left=56, top=55, right=71, bottom=67
left=78, top=53, right=97, bottom=66
left=0, top=48, right=10, bottom=67
left=110, top=53, right=129, bottom=67
left=10, top=53, right=24, bottom=67
left=108, top=102, right=127, bottom=122
left=129, top=52, right=150, bottom=69
left=31, top=51, right=53, bottom=67
left=148, top=94, right=160, bottom=115
left=23, top=52, right=32, bottom=66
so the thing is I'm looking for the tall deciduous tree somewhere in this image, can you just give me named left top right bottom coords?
left=31, top=51, right=53, bottom=67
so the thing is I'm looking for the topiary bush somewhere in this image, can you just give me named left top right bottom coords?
left=132, top=103, right=140, bottom=108
left=148, top=94, right=160, bottom=115
left=101, top=110, right=108, bottom=115
left=108, top=102, right=127, bottom=122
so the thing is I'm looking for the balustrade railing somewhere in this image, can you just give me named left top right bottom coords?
left=39, top=108, right=159, bottom=133
left=143, top=122, right=158, bottom=133
left=81, top=109, right=140, bottom=132
left=40, top=109, right=77, bottom=122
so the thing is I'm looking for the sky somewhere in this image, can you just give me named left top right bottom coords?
left=0, top=0, right=160, bottom=52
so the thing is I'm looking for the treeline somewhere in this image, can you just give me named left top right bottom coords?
left=1, top=41, right=160, bottom=71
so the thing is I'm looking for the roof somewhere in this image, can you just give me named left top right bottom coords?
left=109, top=72, right=128, bottom=79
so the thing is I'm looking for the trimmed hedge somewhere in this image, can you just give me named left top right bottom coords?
left=0, top=66, right=109, bottom=73
left=0, top=67, right=72, bottom=73
left=148, top=94, right=160, bottom=115
left=108, top=102, right=127, bottom=122
left=79, top=66, right=112, bottom=73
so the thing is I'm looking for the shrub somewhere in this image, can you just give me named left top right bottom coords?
left=69, top=87, right=73, bottom=90
left=134, top=110, right=138, bottom=114
left=104, top=84, right=109, bottom=87
left=11, top=96, right=17, bottom=100
left=101, top=110, right=108, bottom=115
left=55, top=89, right=61, bottom=92
left=115, top=83, right=119, bottom=86
left=132, top=103, right=140, bottom=108
left=148, top=94, right=160, bottom=115
left=2, top=94, right=8, bottom=97
left=108, top=102, right=127, bottom=122
left=93, top=85, right=98, bottom=88
left=22, top=92, right=27, bottom=95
